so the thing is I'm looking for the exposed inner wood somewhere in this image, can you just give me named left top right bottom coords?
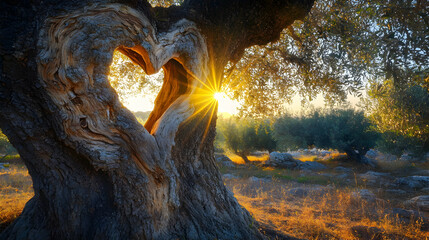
left=117, top=47, right=151, bottom=73
left=145, top=59, right=189, bottom=132
left=115, top=45, right=190, bottom=133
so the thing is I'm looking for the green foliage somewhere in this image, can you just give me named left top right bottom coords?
left=274, top=109, right=378, bottom=161
left=111, top=0, right=428, bottom=122
left=148, top=0, right=182, bottom=7
left=254, top=120, right=277, bottom=153
left=365, top=78, right=429, bottom=156
left=0, top=130, right=17, bottom=158
left=324, top=109, right=378, bottom=157
left=221, top=118, right=257, bottom=157
left=108, top=51, right=163, bottom=103
left=272, top=114, right=311, bottom=151
left=216, top=116, right=277, bottom=160
left=227, top=0, right=428, bottom=117
left=376, top=131, right=424, bottom=157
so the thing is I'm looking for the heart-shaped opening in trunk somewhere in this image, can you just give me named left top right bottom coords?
left=109, top=47, right=190, bottom=133
left=37, top=4, right=218, bottom=170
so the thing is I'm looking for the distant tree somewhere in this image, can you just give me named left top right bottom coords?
left=0, top=129, right=16, bottom=160
left=323, top=109, right=379, bottom=163
left=273, top=110, right=332, bottom=151
left=218, top=117, right=277, bottom=162
left=365, top=78, right=429, bottom=156
left=254, top=121, right=277, bottom=153
left=273, top=114, right=308, bottom=151
left=376, top=131, right=424, bottom=157
left=220, top=118, right=257, bottom=163
left=274, top=109, right=378, bottom=164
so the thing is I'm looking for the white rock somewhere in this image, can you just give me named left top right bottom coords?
left=365, top=149, right=378, bottom=159
left=269, top=152, right=294, bottom=162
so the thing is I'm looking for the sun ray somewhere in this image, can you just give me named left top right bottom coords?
left=213, top=92, right=223, bottom=102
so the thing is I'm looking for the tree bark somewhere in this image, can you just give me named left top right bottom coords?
left=344, top=148, right=376, bottom=167
left=0, top=0, right=314, bottom=239
left=237, top=152, right=251, bottom=164
left=344, top=148, right=363, bottom=162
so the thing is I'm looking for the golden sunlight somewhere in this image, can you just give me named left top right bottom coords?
left=109, top=50, right=241, bottom=115
left=213, top=92, right=224, bottom=102
left=213, top=91, right=239, bottom=115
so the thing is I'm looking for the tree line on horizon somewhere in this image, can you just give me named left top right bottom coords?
left=215, top=84, right=429, bottom=164
left=2, top=79, right=427, bottom=164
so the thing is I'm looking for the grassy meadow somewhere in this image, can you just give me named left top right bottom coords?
left=0, top=156, right=33, bottom=232
left=2, top=152, right=428, bottom=239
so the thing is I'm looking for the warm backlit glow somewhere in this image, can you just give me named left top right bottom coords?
left=213, top=92, right=223, bottom=102
left=109, top=50, right=242, bottom=116
left=213, top=92, right=239, bottom=114
left=124, top=90, right=240, bottom=114
left=124, top=95, right=155, bottom=112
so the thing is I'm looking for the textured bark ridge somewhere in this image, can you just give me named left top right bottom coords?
left=0, top=0, right=314, bottom=239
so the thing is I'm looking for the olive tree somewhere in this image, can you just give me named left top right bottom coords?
left=274, top=109, right=378, bottom=164
left=0, top=0, right=313, bottom=239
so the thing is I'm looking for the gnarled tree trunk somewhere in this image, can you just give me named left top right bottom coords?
left=344, top=148, right=376, bottom=167
left=0, top=0, right=313, bottom=239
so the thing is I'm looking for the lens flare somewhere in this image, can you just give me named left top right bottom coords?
left=213, top=92, right=224, bottom=102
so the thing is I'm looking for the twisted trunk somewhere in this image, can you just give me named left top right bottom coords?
left=344, top=148, right=375, bottom=167
left=237, top=152, right=251, bottom=164
left=0, top=0, right=313, bottom=239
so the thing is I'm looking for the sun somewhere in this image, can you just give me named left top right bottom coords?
left=212, top=91, right=239, bottom=114
left=213, top=92, right=225, bottom=102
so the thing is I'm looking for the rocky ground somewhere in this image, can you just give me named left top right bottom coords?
left=0, top=157, right=33, bottom=232
left=1, top=151, right=429, bottom=239
left=217, top=150, right=429, bottom=239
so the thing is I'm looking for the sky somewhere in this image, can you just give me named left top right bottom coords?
left=123, top=91, right=240, bottom=114
left=123, top=91, right=361, bottom=115
left=112, top=50, right=362, bottom=115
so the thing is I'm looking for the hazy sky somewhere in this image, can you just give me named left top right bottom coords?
left=123, top=91, right=361, bottom=114
left=123, top=92, right=240, bottom=114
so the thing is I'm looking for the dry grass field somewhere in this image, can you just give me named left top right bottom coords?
left=1, top=154, right=429, bottom=239
left=220, top=152, right=429, bottom=239
left=226, top=178, right=428, bottom=239
left=0, top=162, right=33, bottom=232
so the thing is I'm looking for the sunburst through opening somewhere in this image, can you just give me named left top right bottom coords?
left=213, top=92, right=224, bottom=102
left=212, top=91, right=239, bottom=115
